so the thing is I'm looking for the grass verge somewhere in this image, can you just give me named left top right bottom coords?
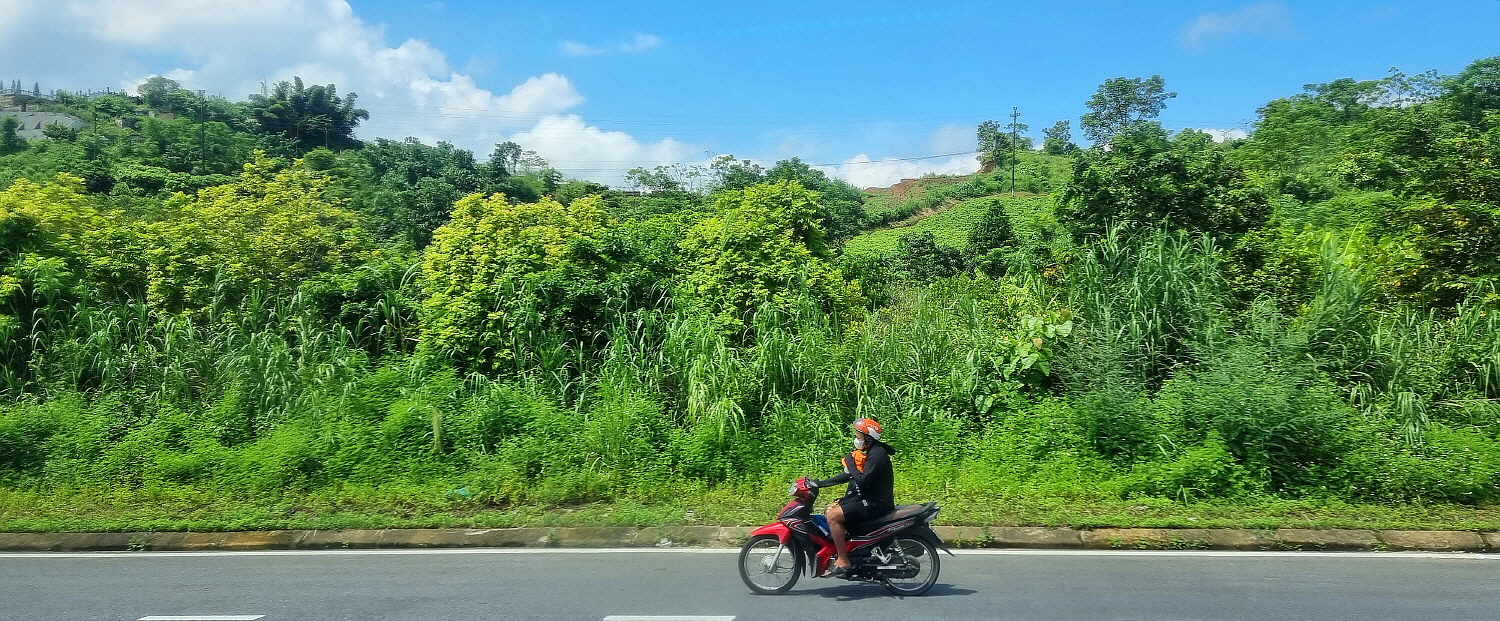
left=3, top=484, right=1497, bottom=533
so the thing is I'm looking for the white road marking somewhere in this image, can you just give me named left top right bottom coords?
left=0, top=548, right=1494, bottom=560
left=948, top=549, right=1500, bottom=560
left=138, top=616, right=264, bottom=621
left=603, top=617, right=735, bottom=621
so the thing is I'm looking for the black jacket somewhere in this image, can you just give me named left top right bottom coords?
left=815, top=440, right=895, bottom=515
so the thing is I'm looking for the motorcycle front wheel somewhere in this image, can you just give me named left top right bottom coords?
left=882, top=535, right=940, bottom=596
left=738, top=535, right=801, bottom=594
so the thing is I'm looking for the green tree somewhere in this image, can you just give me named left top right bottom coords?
left=764, top=157, right=866, bottom=240
left=1376, top=198, right=1500, bottom=307
left=352, top=138, right=484, bottom=248
left=143, top=152, right=372, bottom=314
left=1061, top=124, right=1268, bottom=240
left=1080, top=75, right=1176, bottom=144
left=894, top=231, right=966, bottom=283
left=678, top=180, right=861, bottom=331
left=487, top=141, right=523, bottom=177
left=246, top=77, right=369, bottom=153
left=1042, top=120, right=1078, bottom=155
left=0, top=117, right=25, bottom=155
left=708, top=154, right=766, bottom=192
left=40, top=123, right=79, bottom=142
left=967, top=197, right=1015, bottom=253
left=418, top=192, right=613, bottom=372
left=0, top=174, right=120, bottom=386
left=135, top=76, right=199, bottom=114
left=626, top=163, right=704, bottom=195
left=977, top=119, right=1033, bottom=170
left=90, top=95, right=134, bottom=119
left=1443, top=56, right=1500, bottom=128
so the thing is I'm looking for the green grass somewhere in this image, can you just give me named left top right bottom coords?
left=843, top=193, right=1060, bottom=259
left=844, top=196, right=995, bottom=257
left=2, top=484, right=1498, bottom=533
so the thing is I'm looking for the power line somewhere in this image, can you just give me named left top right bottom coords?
left=474, top=150, right=980, bottom=174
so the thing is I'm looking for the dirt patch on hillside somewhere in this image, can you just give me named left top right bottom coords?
left=865, top=174, right=967, bottom=202
left=867, top=177, right=925, bottom=202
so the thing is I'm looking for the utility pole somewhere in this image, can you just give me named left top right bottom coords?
left=1009, top=106, right=1020, bottom=196
left=198, top=90, right=207, bottom=174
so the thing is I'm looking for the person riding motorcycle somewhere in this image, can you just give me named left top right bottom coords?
left=810, top=418, right=895, bottom=577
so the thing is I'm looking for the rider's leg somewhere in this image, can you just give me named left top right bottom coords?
left=827, top=501, right=850, bottom=569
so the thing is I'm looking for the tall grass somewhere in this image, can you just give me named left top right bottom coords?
left=1067, top=226, right=1226, bottom=387
left=3, top=224, right=1499, bottom=513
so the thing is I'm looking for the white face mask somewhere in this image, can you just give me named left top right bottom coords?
left=854, top=436, right=868, bottom=450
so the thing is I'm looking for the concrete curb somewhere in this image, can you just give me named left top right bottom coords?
left=1, top=526, right=1497, bottom=553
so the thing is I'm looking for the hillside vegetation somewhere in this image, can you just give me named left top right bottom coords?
left=2, top=60, right=1500, bottom=532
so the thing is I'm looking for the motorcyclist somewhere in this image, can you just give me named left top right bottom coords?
left=811, top=418, right=895, bottom=577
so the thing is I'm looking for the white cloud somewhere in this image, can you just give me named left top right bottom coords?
left=819, top=153, right=979, bottom=190
left=507, top=115, right=696, bottom=186
left=0, top=0, right=689, bottom=184
left=927, top=123, right=975, bottom=153
left=561, top=41, right=606, bottom=57
left=619, top=34, right=662, bottom=53
left=561, top=33, right=662, bottom=57
left=1202, top=128, right=1249, bottom=142
left=1181, top=2, right=1296, bottom=51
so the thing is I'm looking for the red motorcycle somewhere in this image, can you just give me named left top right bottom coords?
left=737, top=476, right=951, bottom=595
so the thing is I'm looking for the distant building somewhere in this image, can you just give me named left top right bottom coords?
left=0, top=111, right=86, bottom=139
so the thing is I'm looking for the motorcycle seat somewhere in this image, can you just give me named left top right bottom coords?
left=848, top=502, right=936, bottom=535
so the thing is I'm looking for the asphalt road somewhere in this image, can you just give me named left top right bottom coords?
left=2, top=548, right=1497, bottom=621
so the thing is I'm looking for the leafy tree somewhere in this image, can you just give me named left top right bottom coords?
left=552, top=180, right=609, bottom=207
left=1042, top=120, right=1078, bottom=155
left=764, top=157, right=866, bottom=240
left=40, top=123, right=79, bottom=142
left=418, top=192, right=613, bottom=372
left=349, top=138, right=484, bottom=248
left=1443, top=56, right=1500, bottom=128
left=977, top=119, right=1032, bottom=170
left=708, top=154, right=765, bottom=192
left=136, top=116, right=256, bottom=176
left=90, top=95, right=134, bottom=119
left=246, top=77, right=369, bottom=153
left=143, top=152, right=372, bottom=314
left=626, top=163, right=702, bottom=194
left=0, top=174, right=121, bottom=385
left=1375, top=198, right=1500, bottom=308
left=1062, top=124, right=1268, bottom=241
left=678, top=180, right=861, bottom=331
left=135, top=76, right=199, bottom=114
left=967, top=197, right=1015, bottom=253
left=487, top=141, right=523, bottom=177
left=893, top=231, right=966, bottom=283
left=0, top=117, right=25, bottom=155
left=1080, top=75, right=1176, bottom=144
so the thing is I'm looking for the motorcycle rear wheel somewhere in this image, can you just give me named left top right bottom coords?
left=739, top=535, right=802, bottom=595
left=881, top=535, right=940, bottom=596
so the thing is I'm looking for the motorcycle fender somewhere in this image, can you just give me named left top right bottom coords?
left=750, top=522, right=792, bottom=544
left=912, top=524, right=955, bottom=556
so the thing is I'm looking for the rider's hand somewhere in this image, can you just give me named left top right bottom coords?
left=807, top=479, right=819, bottom=489
left=842, top=454, right=855, bottom=474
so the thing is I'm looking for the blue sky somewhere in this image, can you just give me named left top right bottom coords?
left=3, top=1, right=1497, bottom=187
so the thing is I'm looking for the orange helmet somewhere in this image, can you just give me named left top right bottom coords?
left=851, top=418, right=882, bottom=440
